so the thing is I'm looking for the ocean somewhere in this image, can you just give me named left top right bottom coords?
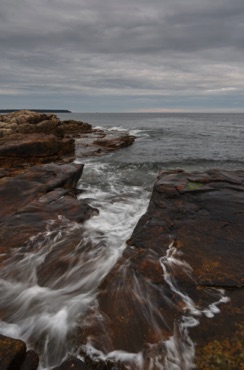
left=0, top=112, right=243, bottom=369
left=58, top=112, right=244, bottom=170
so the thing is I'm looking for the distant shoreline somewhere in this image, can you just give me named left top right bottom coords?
left=0, top=109, right=71, bottom=113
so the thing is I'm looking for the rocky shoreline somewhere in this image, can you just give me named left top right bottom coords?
left=0, top=111, right=243, bottom=370
left=0, top=110, right=134, bottom=370
left=0, top=110, right=135, bottom=177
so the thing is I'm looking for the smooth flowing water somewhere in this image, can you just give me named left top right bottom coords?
left=0, top=113, right=243, bottom=369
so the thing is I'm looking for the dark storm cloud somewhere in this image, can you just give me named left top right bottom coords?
left=0, top=0, right=244, bottom=110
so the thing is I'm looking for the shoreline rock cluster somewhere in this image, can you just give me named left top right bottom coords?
left=0, top=110, right=135, bottom=178
left=0, top=111, right=243, bottom=369
left=0, top=110, right=135, bottom=370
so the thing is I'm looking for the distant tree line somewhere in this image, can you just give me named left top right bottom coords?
left=0, top=109, right=71, bottom=113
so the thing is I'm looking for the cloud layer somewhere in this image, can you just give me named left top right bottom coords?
left=1, top=0, right=244, bottom=111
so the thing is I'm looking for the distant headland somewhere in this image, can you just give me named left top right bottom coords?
left=0, top=109, right=71, bottom=113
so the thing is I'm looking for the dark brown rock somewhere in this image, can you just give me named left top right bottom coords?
left=19, top=350, right=39, bottom=370
left=0, top=334, right=26, bottom=370
left=93, top=134, right=135, bottom=149
left=53, top=356, right=90, bottom=370
left=59, top=138, right=75, bottom=155
left=0, top=134, right=76, bottom=170
left=0, top=163, right=84, bottom=221
left=61, top=120, right=92, bottom=136
left=0, top=134, right=60, bottom=157
left=76, top=132, right=135, bottom=157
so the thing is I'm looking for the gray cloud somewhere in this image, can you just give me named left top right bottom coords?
left=0, top=0, right=244, bottom=111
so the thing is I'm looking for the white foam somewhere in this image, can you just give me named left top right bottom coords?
left=83, top=342, right=144, bottom=369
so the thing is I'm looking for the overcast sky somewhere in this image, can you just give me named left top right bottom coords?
left=1, top=0, right=244, bottom=112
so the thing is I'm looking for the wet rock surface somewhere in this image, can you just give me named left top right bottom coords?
left=82, top=169, right=244, bottom=368
left=75, top=131, right=135, bottom=157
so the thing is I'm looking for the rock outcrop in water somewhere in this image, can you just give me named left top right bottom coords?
left=0, top=110, right=135, bottom=176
